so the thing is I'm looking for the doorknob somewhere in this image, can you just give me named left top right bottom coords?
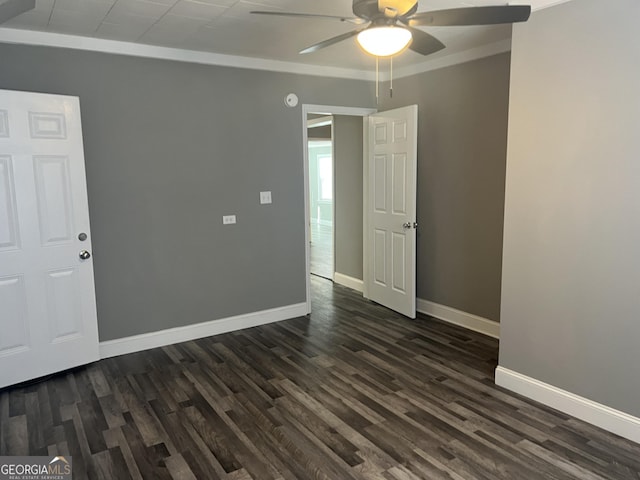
left=402, top=222, right=411, bottom=229
left=79, top=250, right=91, bottom=260
left=413, top=222, right=418, bottom=229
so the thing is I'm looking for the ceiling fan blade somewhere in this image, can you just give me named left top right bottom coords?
left=378, top=0, right=417, bottom=17
left=300, top=29, right=364, bottom=54
left=250, top=11, right=365, bottom=25
left=405, top=27, right=445, bottom=56
left=407, top=5, right=531, bottom=27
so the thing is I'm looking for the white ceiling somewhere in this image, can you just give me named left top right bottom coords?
left=1, top=0, right=559, bottom=72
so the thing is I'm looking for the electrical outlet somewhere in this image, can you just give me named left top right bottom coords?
left=260, top=191, right=272, bottom=204
left=222, top=215, right=236, bottom=225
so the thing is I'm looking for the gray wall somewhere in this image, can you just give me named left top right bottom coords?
left=499, top=0, right=640, bottom=417
left=0, top=43, right=374, bottom=341
left=334, top=115, right=363, bottom=280
left=380, top=53, right=511, bottom=322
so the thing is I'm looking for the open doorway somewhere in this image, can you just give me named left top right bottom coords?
left=307, top=115, right=334, bottom=280
left=302, top=104, right=377, bottom=314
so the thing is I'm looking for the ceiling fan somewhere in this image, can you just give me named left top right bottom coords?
left=251, top=0, right=531, bottom=57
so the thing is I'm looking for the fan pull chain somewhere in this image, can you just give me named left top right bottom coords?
left=375, top=56, right=379, bottom=105
left=390, top=56, right=393, bottom=99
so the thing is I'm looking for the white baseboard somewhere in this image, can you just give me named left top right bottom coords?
left=333, top=273, right=364, bottom=293
left=495, top=366, right=640, bottom=444
left=416, top=298, right=499, bottom=339
left=99, top=303, right=307, bottom=359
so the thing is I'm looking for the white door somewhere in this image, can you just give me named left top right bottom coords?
left=0, top=89, right=99, bottom=389
left=365, top=105, right=418, bottom=318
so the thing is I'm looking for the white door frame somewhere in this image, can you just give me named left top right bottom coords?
left=302, top=104, right=376, bottom=314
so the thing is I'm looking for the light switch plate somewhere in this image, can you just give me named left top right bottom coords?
left=260, top=191, right=272, bottom=204
left=222, top=215, right=236, bottom=224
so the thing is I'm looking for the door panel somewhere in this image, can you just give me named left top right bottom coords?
left=366, top=105, right=417, bottom=318
left=393, top=119, right=407, bottom=142
left=34, top=155, right=74, bottom=245
left=29, top=112, right=67, bottom=139
left=392, top=232, right=406, bottom=293
left=374, top=155, right=387, bottom=212
left=392, top=153, right=407, bottom=214
left=374, top=229, right=387, bottom=286
left=46, top=268, right=83, bottom=342
left=374, top=122, right=387, bottom=144
left=0, top=275, right=29, bottom=355
left=0, top=110, right=8, bottom=137
left=0, top=89, right=99, bottom=389
left=0, top=155, right=20, bottom=250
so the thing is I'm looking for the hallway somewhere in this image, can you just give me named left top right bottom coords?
left=310, top=222, right=333, bottom=280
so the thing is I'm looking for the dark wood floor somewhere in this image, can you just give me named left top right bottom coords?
left=2, top=276, right=640, bottom=479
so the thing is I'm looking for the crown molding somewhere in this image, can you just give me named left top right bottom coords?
left=0, top=27, right=377, bottom=81
left=389, top=39, right=511, bottom=81
left=0, top=27, right=511, bottom=82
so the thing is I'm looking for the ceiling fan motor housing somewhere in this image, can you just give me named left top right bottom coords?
left=353, top=0, right=379, bottom=19
left=352, top=0, right=417, bottom=20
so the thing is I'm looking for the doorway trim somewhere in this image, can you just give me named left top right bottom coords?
left=302, top=104, right=377, bottom=314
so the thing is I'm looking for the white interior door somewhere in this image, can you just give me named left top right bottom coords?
left=0, top=89, right=99, bottom=389
left=365, top=105, right=418, bottom=318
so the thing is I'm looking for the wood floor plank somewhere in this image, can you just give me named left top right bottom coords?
left=0, top=391, right=8, bottom=454
left=25, top=391, right=45, bottom=454
left=519, top=439, right=612, bottom=480
left=1, top=276, right=639, bottom=479
left=268, top=405, right=365, bottom=480
left=184, top=386, right=281, bottom=480
left=164, top=454, right=198, bottom=480
left=90, top=448, right=130, bottom=480
left=3, top=415, right=27, bottom=455
left=103, top=427, right=144, bottom=480
left=175, top=412, right=230, bottom=479
left=180, top=403, right=242, bottom=474
left=273, top=393, right=362, bottom=467
left=119, top=420, right=172, bottom=480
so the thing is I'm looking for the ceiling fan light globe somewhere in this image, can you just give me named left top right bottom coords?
left=356, top=26, right=412, bottom=57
